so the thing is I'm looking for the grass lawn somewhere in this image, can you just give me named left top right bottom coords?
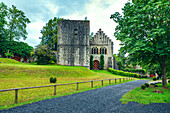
left=120, top=83, right=170, bottom=104
left=0, top=58, right=135, bottom=110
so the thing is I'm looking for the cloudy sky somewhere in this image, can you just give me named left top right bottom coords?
left=1, top=0, right=129, bottom=54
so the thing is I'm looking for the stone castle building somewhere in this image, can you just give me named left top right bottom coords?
left=57, top=20, right=118, bottom=70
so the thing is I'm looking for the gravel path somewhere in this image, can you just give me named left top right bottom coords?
left=1, top=80, right=170, bottom=113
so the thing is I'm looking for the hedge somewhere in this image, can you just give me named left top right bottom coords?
left=122, top=68, right=146, bottom=75
left=109, top=68, right=141, bottom=78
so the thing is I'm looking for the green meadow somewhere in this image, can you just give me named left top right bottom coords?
left=0, top=58, right=133, bottom=110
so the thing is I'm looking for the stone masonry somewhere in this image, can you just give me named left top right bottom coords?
left=57, top=20, right=118, bottom=70
left=57, top=20, right=90, bottom=68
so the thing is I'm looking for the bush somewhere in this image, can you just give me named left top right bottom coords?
left=153, top=77, right=157, bottom=81
left=141, top=75, right=147, bottom=78
left=50, top=77, right=57, bottom=83
left=29, top=60, right=31, bottom=63
left=141, top=85, right=146, bottom=90
left=168, top=80, right=170, bottom=83
left=90, top=55, right=94, bottom=70
left=144, top=83, right=149, bottom=88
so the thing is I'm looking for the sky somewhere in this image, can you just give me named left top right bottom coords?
left=1, top=0, right=130, bottom=54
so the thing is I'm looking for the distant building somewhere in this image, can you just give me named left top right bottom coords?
left=57, top=20, right=118, bottom=70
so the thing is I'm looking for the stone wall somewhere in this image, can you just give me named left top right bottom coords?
left=57, top=20, right=90, bottom=68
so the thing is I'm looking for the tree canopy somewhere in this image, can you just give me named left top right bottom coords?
left=111, top=0, right=170, bottom=87
left=0, top=41, right=33, bottom=57
left=39, top=17, right=65, bottom=50
left=0, top=2, right=30, bottom=41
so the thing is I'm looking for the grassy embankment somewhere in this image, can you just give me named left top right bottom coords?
left=120, top=83, right=170, bottom=104
left=0, top=58, right=134, bottom=110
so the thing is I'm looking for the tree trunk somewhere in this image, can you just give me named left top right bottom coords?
left=162, top=62, right=167, bottom=88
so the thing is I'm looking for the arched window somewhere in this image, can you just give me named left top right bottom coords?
left=91, top=48, right=94, bottom=54
left=105, top=48, right=107, bottom=54
left=94, top=48, right=96, bottom=54
left=100, top=48, right=102, bottom=54
left=96, top=48, right=98, bottom=54
left=102, top=48, right=104, bottom=54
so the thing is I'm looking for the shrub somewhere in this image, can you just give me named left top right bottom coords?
left=168, top=80, right=170, bottom=83
left=144, top=83, right=149, bottom=88
left=29, top=60, right=31, bottom=63
left=99, top=54, right=104, bottom=70
left=153, top=77, right=157, bottom=81
left=50, top=77, right=57, bottom=83
left=90, top=55, right=94, bottom=70
left=141, top=85, right=146, bottom=90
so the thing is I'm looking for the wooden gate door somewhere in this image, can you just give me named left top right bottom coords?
left=93, top=60, right=99, bottom=70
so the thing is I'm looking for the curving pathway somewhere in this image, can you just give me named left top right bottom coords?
left=1, top=80, right=170, bottom=113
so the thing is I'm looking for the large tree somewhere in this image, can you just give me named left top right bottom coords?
left=0, top=2, right=8, bottom=41
left=0, top=2, right=30, bottom=41
left=8, top=5, right=30, bottom=41
left=111, top=0, right=169, bottom=88
left=39, top=17, right=64, bottom=50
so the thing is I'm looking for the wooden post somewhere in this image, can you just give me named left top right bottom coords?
left=91, top=81, right=93, bottom=88
left=102, top=80, right=103, bottom=85
left=15, top=89, right=18, bottom=103
left=126, top=78, right=128, bottom=81
left=109, top=79, right=111, bottom=84
left=77, top=83, right=79, bottom=91
left=115, top=79, right=116, bottom=83
left=120, top=78, right=121, bottom=82
left=123, top=78, right=125, bottom=82
left=54, top=85, right=56, bottom=95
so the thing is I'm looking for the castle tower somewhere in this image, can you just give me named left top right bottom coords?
left=57, top=20, right=90, bottom=68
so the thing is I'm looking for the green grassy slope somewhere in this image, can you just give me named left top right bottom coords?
left=0, top=58, right=134, bottom=110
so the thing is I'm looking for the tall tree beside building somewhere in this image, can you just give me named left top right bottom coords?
left=111, top=0, right=169, bottom=88
left=39, top=17, right=65, bottom=50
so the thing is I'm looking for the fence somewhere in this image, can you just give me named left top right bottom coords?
left=0, top=77, right=134, bottom=103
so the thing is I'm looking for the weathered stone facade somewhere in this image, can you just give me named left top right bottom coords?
left=57, top=20, right=90, bottom=68
left=57, top=20, right=118, bottom=70
left=90, top=29, right=118, bottom=70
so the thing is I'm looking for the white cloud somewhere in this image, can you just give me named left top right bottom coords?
left=23, top=21, right=46, bottom=48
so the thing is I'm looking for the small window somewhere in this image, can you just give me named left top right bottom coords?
left=102, top=48, right=104, bottom=54
left=96, top=48, right=98, bottom=54
left=74, top=28, right=78, bottom=35
left=105, top=48, right=107, bottom=54
left=92, top=48, right=94, bottom=54
left=100, top=48, right=102, bottom=54
left=99, top=32, right=101, bottom=36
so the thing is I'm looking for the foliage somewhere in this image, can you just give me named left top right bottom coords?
left=0, top=2, right=30, bottom=41
left=89, top=32, right=93, bottom=40
left=0, top=2, right=8, bottom=41
left=34, top=44, right=56, bottom=65
left=123, top=68, right=146, bottom=75
left=110, top=0, right=170, bottom=88
left=49, top=77, right=57, bottom=83
left=149, top=70, right=155, bottom=75
left=153, top=77, right=157, bottom=81
left=109, top=68, right=140, bottom=78
left=39, top=17, right=64, bottom=50
left=141, top=85, right=146, bottom=90
left=0, top=41, right=33, bottom=57
left=168, top=80, right=170, bottom=83
left=113, top=54, right=125, bottom=70
left=90, top=55, right=94, bottom=70
left=99, top=54, right=104, bottom=70
left=144, top=83, right=149, bottom=88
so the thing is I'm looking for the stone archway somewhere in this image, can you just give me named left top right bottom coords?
left=93, top=60, right=99, bottom=70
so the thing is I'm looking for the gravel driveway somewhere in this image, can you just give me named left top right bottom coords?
left=1, top=80, right=170, bottom=113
